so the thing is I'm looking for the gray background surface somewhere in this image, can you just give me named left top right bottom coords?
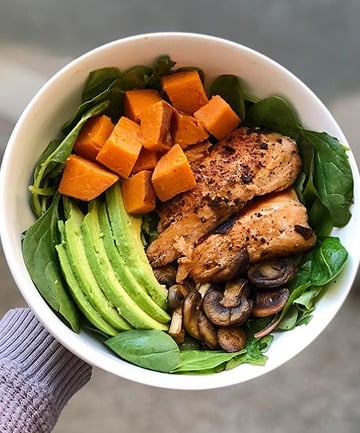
left=1, top=1, right=359, bottom=432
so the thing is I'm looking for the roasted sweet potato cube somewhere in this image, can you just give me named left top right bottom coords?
left=161, top=70, right=209, bottom=114
left=121, top=170, right=156, bottom=214
left=194, top=95, right=241, bottom=140
left=96, top=116, right=142, bottom=178
left=151, top=144, right=196, bottom=202
left=171, top=110, right=209, bottom=148
left=58, top=154, right=119, bottom=201
left=139, top=100, right=173, bottom=152
left=73, top=115, right=114, bottom=161
left=123, top=89, right=162, bottom=122
left=132, top=147, right=159, bottom=174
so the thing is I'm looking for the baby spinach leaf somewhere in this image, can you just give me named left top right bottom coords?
left=310, top=236, right=348, bottom=286
left=22, top=194, right=80, bottom=332
left=147, top=55, right=176, bottom=88
left=62, top=82, right=123, bottom=135
left=106, top=329, right=181, bottom=372
left=30, top=100, right=110, bottom=218
left=209, top=74, right=245, bottom=119
left=293, top=286, right=323, bottom=311
left=82, top=67, right=122, bottom=102
left=120, top=65, right=154, bottom=90
left=245, top=96, right=301, bottom=139
left=278, top=236, right=348, bottom=329
left=171, top=349, right=244, bottom=374
left=300, top=130, right=353, bottom=227
left=277, top=305, right=299, bottom=331
left=120, top=55, right=176, bottom=90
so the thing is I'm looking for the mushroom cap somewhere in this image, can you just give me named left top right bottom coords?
left=217, top=326, right=247, bottom=352
left=247, top=256, right=300, bottom=289
left=202, top=279, right=253, bottom=327
left=198, top=311, right=219, bottom=349
left=153, top=264, right=177, bottom=287
left=251, top=287, right=290, bottom=317
left=168, top=284, right=189, bottom=310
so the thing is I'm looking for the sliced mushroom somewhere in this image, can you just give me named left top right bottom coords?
left=251, top=287, right=289, bottom=317
left=183, top=290, right=202, bottom=340
left=168, top=284, right=189, bottom=310
left=198, top=310, right=218, bottom=349
left=202, top=278, right=253, bottom=327
left=153, top=265, right=177, bottom=287
left=168, top=306, right=185, bottom=344
left=247, top=256, right=300, bottom=289
left=217, top=327, right=247, bottom=352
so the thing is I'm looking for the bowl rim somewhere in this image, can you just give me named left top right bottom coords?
left=1, top=31, right=359, bottom=390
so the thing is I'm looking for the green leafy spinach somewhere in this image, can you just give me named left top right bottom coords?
left=22, top=194, right=80, bottom=332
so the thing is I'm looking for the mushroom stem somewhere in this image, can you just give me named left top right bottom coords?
left=183, top=291, right=202, bottom=340
left=168, top=306, right=185, bottom=344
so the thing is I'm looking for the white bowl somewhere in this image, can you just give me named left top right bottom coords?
left=1, top=32, right=360, bottom=390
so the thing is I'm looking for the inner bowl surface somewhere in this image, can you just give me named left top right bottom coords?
left=1, top=32, right=359, bottom=390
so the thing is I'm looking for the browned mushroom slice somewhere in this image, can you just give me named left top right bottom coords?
left=202, top=278, right=253, bottom=327
left=247, top=256, right=300, bottom=289
left=168, top=284, right=189, bottom=310
left=217, top=327, right=247, bottom=352
left=153, top=265, right=177, bottom=287
left=183, top=291, right=202, bottom=340
left=251, top=287, right=290, bottom=318
left=198, top=310, right=218, bottom=349
left=168, top=306, right=185, bottom=344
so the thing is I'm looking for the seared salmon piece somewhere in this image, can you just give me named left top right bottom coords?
left=146, top=127, right=302, bottom=268
left=181, top=188, right=316, bottom=283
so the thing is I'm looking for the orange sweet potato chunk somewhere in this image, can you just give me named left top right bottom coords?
left=171, top=109, right=209, bottom=148
left=132, top=147, right=159, bottom=174
left=193, top=95, right=241, bottom=140
left=161, top=70, right=209, bottom=115
left=123, top=89, right=162, bottom=122
left=139, top=100, right=173, bottom=152
left=151, top=144, right=196, bottom=202
left=96, top=116, right=142, bottom=178
left=121, top=170, right=156, bottom=214
left=58, top=154, right=119, bottom=201
left=73, top=115, right=114, bottom=161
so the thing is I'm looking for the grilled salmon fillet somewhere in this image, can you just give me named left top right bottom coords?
left=181, top=188, right=316, bottom=283
left=146, top=127, right=302, bottom=268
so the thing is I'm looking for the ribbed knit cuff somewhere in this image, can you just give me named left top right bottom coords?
left=0, top=308, right=92, bottom=433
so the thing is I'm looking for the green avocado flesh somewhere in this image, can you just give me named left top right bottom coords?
left=56, top=185, right=170, bottom=335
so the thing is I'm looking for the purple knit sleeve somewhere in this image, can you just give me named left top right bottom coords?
left=0, top=308, right=92, bottom=433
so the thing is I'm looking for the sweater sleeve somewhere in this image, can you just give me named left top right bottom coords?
left=0, top=308, right=92, bottom=433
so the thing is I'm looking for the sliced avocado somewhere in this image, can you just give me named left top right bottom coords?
left=97, top=200, right=170, bottom=324
left=56, top=239, right=117, bottom=336
left=62, top=198, right=131, bottom=331
left=81, top=202, right=168, bottom=330
left=105, top=184, right=168, bottom=309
